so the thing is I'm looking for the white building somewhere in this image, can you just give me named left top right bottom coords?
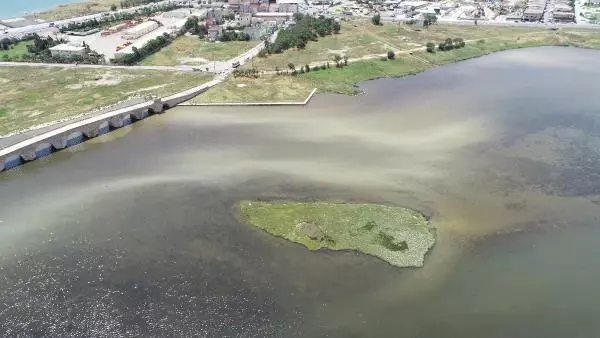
left=253, top=12, right=294, bottom=24
left=163, top=8, right=194, bottom=18
left=49, top=43, right=87, bottom=58
left=277, top=0, right=299, bottom=13
left=121, top=21, right=160, bottom=40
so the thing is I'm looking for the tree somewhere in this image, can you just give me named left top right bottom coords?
left=343, top=55, right=348, bottom=66
left=425, top=15, right=437, bottom=26
left=288, top=62, right=295, bottom=72
left=372, top=14, right=381, bottom=26
left=333, top=21, right=341, bottom=34
left=426, top=42, right=436, bottom=53
left=333, top=54, right=342, bottom=67
left=305, top=64, right=310, bottom=72
left=387, top=50, right=395, bottom=60
left=444, top=37, right=454, bottom=50
left=111, top=4, right=117, bottom=11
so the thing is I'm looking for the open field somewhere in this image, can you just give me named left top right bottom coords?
left=0, top=41, right=33, bottom=60
left=190, top=74, right=315, bottom=104
left=248, top=20, right=554, bottom=71
left=0, top=67, right=211, bottom=135
left=141, top=37, right=257, bottom=66
left=240, top=201, right=435, bottom=267
left=36, top=0, right=121, bottom=21
left=249, top=21, right=391, bottom=70
left=202, top=23, right=600, bottom=103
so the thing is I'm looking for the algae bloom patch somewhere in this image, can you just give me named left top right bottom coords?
left=240, top=201, right=435, bottom=267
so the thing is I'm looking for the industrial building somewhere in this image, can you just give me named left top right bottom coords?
left=49, top=43, right=87, bottom=58
left=121, top=21, right=160, bottom=40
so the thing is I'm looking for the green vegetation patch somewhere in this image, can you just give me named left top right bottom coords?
left=240, top=201, right=435, bottom=267
left=0, top=40, right=34, bottom=61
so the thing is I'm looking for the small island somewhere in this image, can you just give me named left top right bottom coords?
left=240, top=201, right=435, bottom=267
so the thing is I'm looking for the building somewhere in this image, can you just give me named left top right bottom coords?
left=240, top=13, right=253, bottom=26
left=523, top=8, right=543, bottom=21
left=253, top=12, right=294, bottom=24
left=121, top=21, right=160, bottom=40
left=208, top=26, right=223, bottom=41
left=277, top=0, right=299, bottom=12
left=49, top=43, right=87, bottom=58
left=163, top=8, right=194, bottom=18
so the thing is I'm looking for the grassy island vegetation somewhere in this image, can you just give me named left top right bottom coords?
left=240, top=201, right=435, bottom=267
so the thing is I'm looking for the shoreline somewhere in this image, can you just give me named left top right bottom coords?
left=1, top=44, right=597, bottom=172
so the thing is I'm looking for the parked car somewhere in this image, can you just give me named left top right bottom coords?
left=232, top=61, right=240, bottom=68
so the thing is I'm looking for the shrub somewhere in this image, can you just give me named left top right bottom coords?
left=312, top=65, right=320, bottom=71
left=426, top=42, right=436, bottom=53
left=380, top=56, right=388, bottom=61
left=387, top=50, right=395, bottom=60
left=372, top=13, right=381, bottom=25
left=377, top=232, right=409, bottom=252
left=320, top=64, right=326, bottom=70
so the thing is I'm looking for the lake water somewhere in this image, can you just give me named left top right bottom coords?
left=1, top=46, right=600, bottom=336
left=0, top=0, right=82, bottom=19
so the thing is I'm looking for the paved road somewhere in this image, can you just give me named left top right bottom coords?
left=0, top=61, right=204, bottom=72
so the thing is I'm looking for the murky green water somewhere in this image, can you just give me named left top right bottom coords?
left=1, top=46, right=600, bottom=336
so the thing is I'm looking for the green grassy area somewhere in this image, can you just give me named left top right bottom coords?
left=0, top=67, right=212, bottom=135
left=0, top=41, right=33, bottom=61
left=141, top=37, right=257, bottom=66
left=240, top=201, right=435, bottom=267
left=190, top=74, right=315, bottom=104
left=249, top=21, right=390, bottom=70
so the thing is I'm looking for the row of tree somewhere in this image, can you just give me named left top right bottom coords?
left=113, top=32, right=174, bottom=64
left=220, top=31, right=251, bottom=42
left=113, top=16, right=200, bottom=64
left=119, top=0, right=162, bottom=9
left=232, top=68, right=259, bottom=78
left=437, top=38, right=465, bottom=51
left=262, top=14, right=341, bottom=54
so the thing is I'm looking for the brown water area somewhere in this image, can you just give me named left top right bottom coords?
left=1, top=46, right=600, bottom=336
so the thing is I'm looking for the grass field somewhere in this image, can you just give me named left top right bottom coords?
left=248, top=21, right=555, bottom=72
left=190, top=75, right=315, bottom=104
left=141, top=37, right=257, bottom=66
left=240, top=201, right=435, bottom=267
left=0, top=67, right=211, bottom=135
left=0, top=41, right=33, bottom=61
left=249, top=21, right=391, bottom=70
